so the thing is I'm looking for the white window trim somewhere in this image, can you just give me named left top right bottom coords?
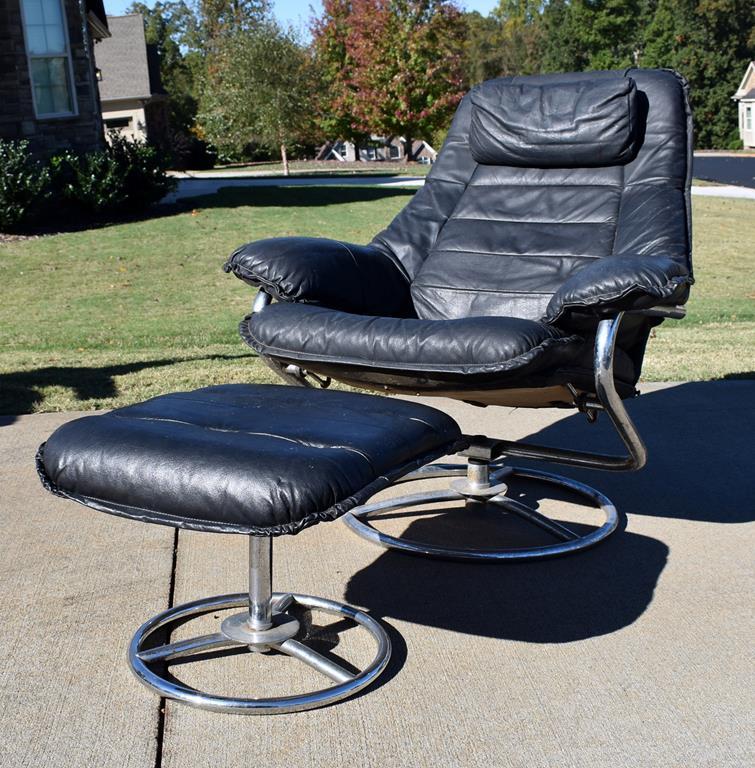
left=20, top=0, right=79, bottom=120
left=746, top=105, right=753, bottom=132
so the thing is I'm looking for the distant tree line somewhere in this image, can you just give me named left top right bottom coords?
left=128, top=0, right=754, bottom=169
left=465, top=0, right=754, bottom=149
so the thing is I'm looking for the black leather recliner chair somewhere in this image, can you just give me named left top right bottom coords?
left=224, top=68, right=694, bottom=561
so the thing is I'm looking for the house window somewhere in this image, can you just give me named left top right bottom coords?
left=747, top=106, right=753, bottom=131
left=105, top=116, right=131, bottom=129
left=20, top=0, right=76, bottom=117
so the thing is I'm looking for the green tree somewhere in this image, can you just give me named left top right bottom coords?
left=195, top=0, right=269, bottom=49
left=462, top=11, right=502, bottom=85
left=128, top=2, right=198, bottom=132
left=541, top=0, right=644, bottom=71
left=490, top=0, right=544, bottom=76
left=343, top=0, right=467, bottom=162
left=311, top=0, right=370, bottom=158
left=643, top=0, right=754, bottom=148
left=198, top=22, right=317, bottom=173
left=540, top=0, right=582, bottom=72
left=194, top=1, right=271, bottom=145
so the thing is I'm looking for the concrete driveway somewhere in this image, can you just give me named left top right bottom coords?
left=1, top=381, right=753, bottom=767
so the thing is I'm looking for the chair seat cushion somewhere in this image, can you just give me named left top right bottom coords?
left=243, top=303, right=582, bottom=376
left=37, top=384, right=463, bottom=536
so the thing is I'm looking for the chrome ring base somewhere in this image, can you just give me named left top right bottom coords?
left=342, top=465, right=618, bottom=562
left=128, top=591, right=391, bottom=714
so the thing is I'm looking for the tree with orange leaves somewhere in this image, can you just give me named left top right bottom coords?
left=313, top=1, right=466, bottom=162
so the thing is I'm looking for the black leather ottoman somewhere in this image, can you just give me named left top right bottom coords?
left=36, top=384, right=462, bottom=714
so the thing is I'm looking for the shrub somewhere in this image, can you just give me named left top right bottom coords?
left=168, top=131, right=217, bottom=171
left=1, top=135, right=176, bottom=231
left=51, top=148, right=126, bottom=215
left=108, top=133, right=176, bottom=210
left=0, top=139, right=50, bottom=231
left=53, top=133, right=176, bottom=215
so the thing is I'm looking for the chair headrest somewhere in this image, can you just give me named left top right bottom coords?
left=469, top=76, right=641, bottom=168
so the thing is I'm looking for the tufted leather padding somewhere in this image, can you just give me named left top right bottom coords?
left=469, top=76, right=640, bottom=167
left=37, top=385, right=464, bottom=536
left=405, top=68, right=692, bottom=325
left=243, top=303, right=582, bottom=376
left=224, top=236, right=413, bottom=318
left=545, top=253, right=692, bottom=323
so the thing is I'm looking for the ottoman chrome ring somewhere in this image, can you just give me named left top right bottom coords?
left=129, top=591, right=391, bottom=715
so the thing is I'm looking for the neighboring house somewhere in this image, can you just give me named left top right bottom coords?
left=95, top=14, right=168, bottom=144
left=318, top=136, right=437, bottom=164
left=733, top=61, right=755, bottom=149
left=0, top=0, right=110, bottom=156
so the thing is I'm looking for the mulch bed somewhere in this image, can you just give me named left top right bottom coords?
left=0, top=233, right=40, bottom=243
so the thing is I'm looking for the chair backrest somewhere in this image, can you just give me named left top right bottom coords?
left=371, top=68, right=693, bottom=323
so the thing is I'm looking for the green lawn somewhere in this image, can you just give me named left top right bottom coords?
left=0, top=188, right=752, bottom=414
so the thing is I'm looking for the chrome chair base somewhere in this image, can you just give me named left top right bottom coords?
left=343, top=462, right=618, bottom=562
left=340, top=314, right=656, bottom=563
left=128, top=538, right=391, bottom=714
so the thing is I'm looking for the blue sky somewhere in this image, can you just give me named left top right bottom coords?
left=104, top=1, right=500, bottom=28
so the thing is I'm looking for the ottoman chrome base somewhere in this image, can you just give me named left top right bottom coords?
left=343, top=462, right=618, bottom=562
left=128, top=537, right=391, bottom=714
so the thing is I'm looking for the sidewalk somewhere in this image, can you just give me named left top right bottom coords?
left=1, top=381, right=753, bottom=767
left=163, top=174, right=755, bottom=204
left=162, top=174, right=425, bottom=204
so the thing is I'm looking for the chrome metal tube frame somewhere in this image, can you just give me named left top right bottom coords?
left=342, top=314, right=647, bottom=560
left=478, top=313, right=647, bottom=471
left=342, top=463, right=619, bottom=561
left=128, top=533, right=391, bottom=714
left=252, top=289, right=315, bottom=388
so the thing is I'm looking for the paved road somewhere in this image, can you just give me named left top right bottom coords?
left=693, top=155, right=755, bottom=188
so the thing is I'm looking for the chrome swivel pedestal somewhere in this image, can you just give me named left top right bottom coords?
left=342, top=314, right=649, bottom=562
left=128, top=536, right=391, bottom=714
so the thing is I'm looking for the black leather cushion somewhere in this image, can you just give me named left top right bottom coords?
left=37, top=385, right=463, bottom=536
left=469, top=77, right=640, bottom=167
left=400, top=69, right=692, bottom=327
left=243, top=303, right=582, bottom=375
left=545, top=254, right=692, bottom=323
left=224, top=237, right=413, bottom=318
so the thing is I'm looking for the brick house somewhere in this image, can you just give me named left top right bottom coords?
left=0, top=0, right=110, bottom=157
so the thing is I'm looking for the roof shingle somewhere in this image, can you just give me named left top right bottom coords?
left=95, top=15, right=162, bottom=103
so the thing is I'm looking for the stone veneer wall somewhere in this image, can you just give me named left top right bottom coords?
left=0, top=0, right=105, bottom=157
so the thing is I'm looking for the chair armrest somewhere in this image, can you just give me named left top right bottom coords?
left=224, top=236, right=413, bottom=317
left=544, top=254, right=693, bottom=325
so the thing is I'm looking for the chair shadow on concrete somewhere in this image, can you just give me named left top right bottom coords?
left=509, top=379, right=754, bottom=526
left=0, top=352, right=250, bottom=421
left=345, top=380, right=753, bottom=644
